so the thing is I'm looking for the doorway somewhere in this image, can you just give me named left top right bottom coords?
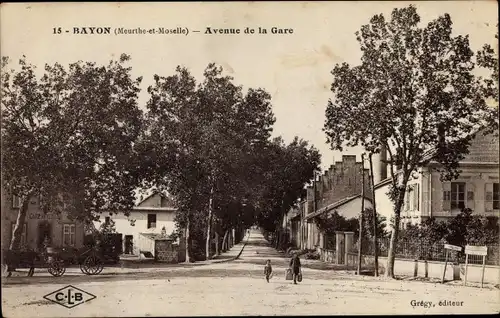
left=124, top=235, right=133, bottom=254
left=37, top=221, right=52, bottom=250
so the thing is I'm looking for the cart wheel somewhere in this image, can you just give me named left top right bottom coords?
left=48, top=260, right=66, bottom=277
left=82, top=255, right=103, bottom=275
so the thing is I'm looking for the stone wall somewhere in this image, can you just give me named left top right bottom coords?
left=154, top=239, right=178, bottom=263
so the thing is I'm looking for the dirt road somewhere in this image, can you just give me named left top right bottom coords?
left=2, top=230, right=498, bottom=316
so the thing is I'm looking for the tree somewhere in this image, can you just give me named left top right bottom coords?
left=99, top=218, right=117, bottom=234
left=476, top=28, right=498, bottom=103
left=323, top=6, right=498, bottom=277
left=253, top=137, right=321, bottom=249
left=2, top=54, right=144, bottom=251
left=144, top=64, right=276, bottom=261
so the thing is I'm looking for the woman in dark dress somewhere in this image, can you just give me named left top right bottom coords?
left=289, top=253, right=301, bottom=284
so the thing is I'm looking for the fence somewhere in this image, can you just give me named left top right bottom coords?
left=356, top=237, right=499, bottom=266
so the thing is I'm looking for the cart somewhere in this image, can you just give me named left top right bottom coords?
left=2, top=248, right=67, bottom=277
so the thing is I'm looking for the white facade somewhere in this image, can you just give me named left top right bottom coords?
left=94, top=193, right=178, bottom=255
left=373, top=131, right=499, bottom=229
left=332, top=197, right=373, bottom=220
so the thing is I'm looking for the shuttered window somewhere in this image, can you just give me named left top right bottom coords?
left=485, top=183, right=494, bottom=212
left=442, top=182, right=451, bottom=211
left=451, top=182, right=466, bottom=210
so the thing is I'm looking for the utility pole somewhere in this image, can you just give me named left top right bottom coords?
left=313, top=170, right=318, bottom=212
left=369, top=153, right=379, bottom=277
left=357, top=153, right=365, bottom=275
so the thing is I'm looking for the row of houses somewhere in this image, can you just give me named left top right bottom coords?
left=283, top=130, right=500, bottom=251
left=1, top=188, right=181, bottom=259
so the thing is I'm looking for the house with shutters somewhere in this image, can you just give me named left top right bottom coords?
left=372, top=129, right=499, bottom=229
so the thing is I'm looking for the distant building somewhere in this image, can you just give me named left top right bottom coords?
left=1, top=188, right=85, bottom=252
left=94, top=192, right=179, bottom=256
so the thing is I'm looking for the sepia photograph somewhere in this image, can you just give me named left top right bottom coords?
left=1, top=1, right=499, bottom=316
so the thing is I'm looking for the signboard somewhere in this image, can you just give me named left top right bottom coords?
left=464, top=245, right=488, bottom=256
left=28, top=213, right=61, bottom=220
left=463, top=245, right=488, bottom=288
left=444, top=244, right=462, bottom=252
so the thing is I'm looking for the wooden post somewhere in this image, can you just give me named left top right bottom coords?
left=424, top=260, right=428, bottom=278
left=442, top=250, right=449, bottom=283
left=464, top=253, right=469, bottom=286
left=357, top=154, right=365, bottom=276
left=368, top=153, right=379, bottom=277
left=481, top=255, right=486, bottom=288
left=413, top=259, right=418, bottom=277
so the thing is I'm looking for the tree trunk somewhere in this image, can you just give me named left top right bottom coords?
left=357, top=154, right=365, bottom=275
left=205, top=185, right=214, bottom=260
left=222, top=230, right=229, bottom=252
left=9, top=194, right=30, bottom=251
left=369, top=153, right=379, bottom=277
left=215, top=232, right=220, bottom=255
left=184, top=216, right=191, bottom=263
left=386, top=181, right=407, bottom=278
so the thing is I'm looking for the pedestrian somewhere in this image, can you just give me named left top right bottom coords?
left=289, top=253, right=302, bottom=284
left=264, top=259, right=273, bottom=283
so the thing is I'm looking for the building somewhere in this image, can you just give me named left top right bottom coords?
left=371, top=129, right=499, bottom=228
left=284, top=129, right=499, bottom=251
left=284, top=155, right=371, bottom=250
left=94, top=192, right=179, bottom=256
left=1, top=188, right=85, bottom=252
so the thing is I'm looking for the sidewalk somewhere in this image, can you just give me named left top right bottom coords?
left=5, top=232, right=251, bottom=278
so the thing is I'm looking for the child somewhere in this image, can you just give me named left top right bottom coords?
left=289, top=253, right=301, bottom=284
left=264, top=259, right=273, bottom=282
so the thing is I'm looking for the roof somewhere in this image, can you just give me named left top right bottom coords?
left=374, top=177, right=392, bottom=190
left=373, top=128, right=499, bottom=189
left=132, top=206, right=177, bottom=212
left=133, top=187, right=175, bottom=206
left=304, top=195, right=372, bottom=220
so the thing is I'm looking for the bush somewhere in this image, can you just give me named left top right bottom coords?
left=399, top=208, right=499, bottom=251
left=304, top=250, right=320, bottom=260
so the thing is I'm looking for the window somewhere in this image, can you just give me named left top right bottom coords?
left=12, top=195, right=21, bottom=208
left=63, top=224, right=76, bottom=246
left=105, top=216, right=110, bottom=224
left=147, top=214, right=157, bottom=229
left=451, top=182, right=466, bottom=210
left=494, top=183, right=500, bottom=210
left=11, top=223, right=27, bottom=247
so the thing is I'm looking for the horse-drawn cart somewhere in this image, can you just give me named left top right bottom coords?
left=2, top=248, right=68, bottom=277
left=2, top=235, right=121, bottom=277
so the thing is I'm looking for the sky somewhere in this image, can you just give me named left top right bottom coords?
left=1, top=1, right=498, bottom=172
